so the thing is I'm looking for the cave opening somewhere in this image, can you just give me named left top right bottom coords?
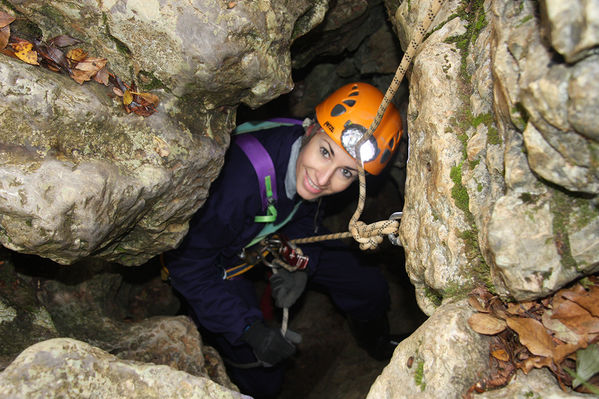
left=0, top=2, right=429, bottom=398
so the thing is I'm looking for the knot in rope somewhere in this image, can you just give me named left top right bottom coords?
left=348, top=219, right=399, bottom=250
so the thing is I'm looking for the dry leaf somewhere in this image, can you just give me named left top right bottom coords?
left=518, top=355, right=553, bottom=374
left=553, top=340, right=587, bottom=364
left=542, top=309, right=584, bottom=345
left=491, top=349, right=510, bottom=362
left=123, top=89, right=133, bottom=105
left=93, top=67, right=109, bottom=85
left=12, top=40, right=39, bottom=65
left=113, top=87, right=124, bottom=97
left=48, top=34, right=81, bottom=47
left=75, top=56, right=106, bottom=72
left=468, top=295, right=488, bottom=313
left=0, top=25, right=9, bottom=50
left=506, top=316, right=555, bottom=357
left=0, top=11, right=15, bottom=28
left=506, top=301, right=535, bottom=316
left=70, top=68, right=96, bottom=84
left=134, top=92, right=160, bottom=107
left=66, top=47, right=88, bottom=63
left=552, top=298, right=599, bottom=334
left=562, top=284, right=599, bottom=318
left=468, top=313, right=507, bottom=335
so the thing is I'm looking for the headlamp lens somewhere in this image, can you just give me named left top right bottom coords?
left=341, top=125, right=378, bottom=162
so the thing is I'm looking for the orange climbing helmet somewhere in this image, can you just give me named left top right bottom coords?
left=315, top=82, right=403, bottom=175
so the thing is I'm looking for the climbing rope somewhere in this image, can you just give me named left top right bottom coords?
left=291, top=0, right=445, bottom=251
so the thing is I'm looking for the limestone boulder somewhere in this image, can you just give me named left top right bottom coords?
left=367, top=300, right=490, bottom=399
left=395, top=0, right=599, bottom=313
left=0, top=338, right=248, bottom=398
left=0, top=0, right=328, bottom=265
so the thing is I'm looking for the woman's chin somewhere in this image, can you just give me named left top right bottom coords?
left=297, top=185, right=320, bottom=201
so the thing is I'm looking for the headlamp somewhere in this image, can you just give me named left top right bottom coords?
left=341, top=124, right=379, bottom=163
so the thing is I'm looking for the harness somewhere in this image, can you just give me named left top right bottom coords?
left=161, top=119, right=309, bottom=282
left=223, top=119, right=309, bottom=279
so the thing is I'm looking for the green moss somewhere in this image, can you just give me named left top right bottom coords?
left=579, top=277, right=597, bottom=289
left=424, top=286, right=442, bottom=307
left=550, top=191, right=578, bottom=271
left=517, top=15, right=533, bottom=27
left=470, top=112, right=502, bottom=145
left=477, top=182, right=483, bottom=192
left=520, top=193, right=539, bottom=204
left=442, top=280, right=472, bottom=299
left=572, top=199, right=599, bottom=229
left=137, top=70, right=169, bottom=92
left=414, top=359, right=425, bottom=391
left=451, top=163, right=470, bottom=214
left=471, top=112, right=493, bottom=128
left=487, top=126, right=501, bottom=145
left=444, top=0, right=488, bottom=84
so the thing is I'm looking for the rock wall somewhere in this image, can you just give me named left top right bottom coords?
left=0, top=0, right=327, bottom=265
left=394, top=0, right=598, bottom=315
left=365, top=0, right=598, bottom=397
left=0, top=338, right=248, bottom=399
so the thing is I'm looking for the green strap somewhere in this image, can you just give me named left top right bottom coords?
left=254, top=176, right=277, bottom=223
left=245, top=201, right=302, bottom=248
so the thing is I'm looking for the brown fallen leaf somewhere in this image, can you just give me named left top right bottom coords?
left=542, top=309, right=584, bottom=345
left=561, top=283, right=599, bottom=318
left=74, top=56, right=107, bottom=72
left=48, top=34, right=81, bottom=48
left=134, top=91, right=160, bottom=108
left=468, top=295, right=489, bottom=313
left=506, top=301, right=536, bottom=316
left=93, top=67, right=109, bottom=85
left=518, top=355, right=553, bottom=374
left=552, top=297, right=599, bottom=334
left=0, top=25, right=9, bottom=50
left=491, top=348, right=510, bottom=362
left=113, top=87, right=124, bottom=97
left=506, top=316, right=555, bottom=358
left=468, top=313, right=507, bottom=335
left=0, top=11, right=15, bottom=28
left=66, top=47, right=88, bottom=63
left=70, top=68, right=96, bottom=84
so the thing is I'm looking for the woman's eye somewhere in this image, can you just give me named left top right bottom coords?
left=320, top=147, right=330, bottom=158
left=341, top=168, right=353, bottom=179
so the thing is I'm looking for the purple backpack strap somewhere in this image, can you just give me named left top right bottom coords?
left=234, top=134, right=278, bottom=211
left=268, top=117, right=303, bottom=126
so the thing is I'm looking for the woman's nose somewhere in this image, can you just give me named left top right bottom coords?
left=315, top=166, right=335, bottom=187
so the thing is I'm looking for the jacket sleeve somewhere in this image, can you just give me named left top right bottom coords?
left=165, top=150, right=264, bottom=345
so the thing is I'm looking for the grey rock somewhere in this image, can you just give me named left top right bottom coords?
left=0, top=338, right=248, bottom=399
left=367, top=300, right=490, bottom=399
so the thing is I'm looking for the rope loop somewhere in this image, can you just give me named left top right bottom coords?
left=349, top=219, right=399, bottom=250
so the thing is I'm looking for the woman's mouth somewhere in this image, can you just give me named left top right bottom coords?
left=304, top=173, right=322, bottom=194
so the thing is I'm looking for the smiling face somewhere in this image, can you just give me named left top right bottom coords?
left=295, top=129, right=359, bottom=201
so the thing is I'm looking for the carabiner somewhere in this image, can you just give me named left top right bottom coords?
left=387, top=212, right=403, bottom=246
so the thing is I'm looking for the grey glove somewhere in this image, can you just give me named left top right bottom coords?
left=242, top=320, right=296, bottom=367
left=270, top=269, right=307, bottom=308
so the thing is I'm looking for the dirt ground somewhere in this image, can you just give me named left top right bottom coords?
left=277, top=245, right=428, bottom=399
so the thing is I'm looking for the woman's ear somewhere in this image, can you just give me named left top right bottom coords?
left=304, top=121, right=320, bottom=138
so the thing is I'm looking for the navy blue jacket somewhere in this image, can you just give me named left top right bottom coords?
left=166, top=125, right=323, bottom=344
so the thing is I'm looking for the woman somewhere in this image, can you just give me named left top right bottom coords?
left=165, top=82, right=403, bottom=398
